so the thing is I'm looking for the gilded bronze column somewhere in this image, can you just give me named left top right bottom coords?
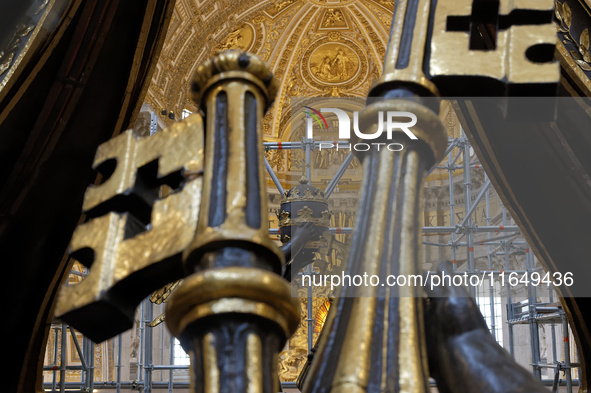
left=301, top=101, right=446, bottom=393
left=165, top=50, right=300, bottom=393
left=302, top=0, right=446, bottom=392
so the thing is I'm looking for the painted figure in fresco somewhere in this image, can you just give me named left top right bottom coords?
left=331, top=48, right=351, bottom=80
left=313, top=47, right=354, bottom=82
left=316, top=56, right=333, bottom=80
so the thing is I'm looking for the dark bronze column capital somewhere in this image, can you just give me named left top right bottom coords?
left=166, top=267, right=300, bottom=340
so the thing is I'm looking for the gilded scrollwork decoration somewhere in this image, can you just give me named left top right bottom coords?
left=265, top=148, right=285, bottom=171
left=555, top=0, right=591, bottom=71
left=0, top=0, right=51, bottom=86
left=0, top=24, right=36, bottom=76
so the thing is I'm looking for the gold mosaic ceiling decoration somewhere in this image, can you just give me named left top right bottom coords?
left=146, top=0, right=394, bottom=139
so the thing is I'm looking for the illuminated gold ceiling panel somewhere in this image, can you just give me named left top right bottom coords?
left=146, top=0, right=395, bottom=139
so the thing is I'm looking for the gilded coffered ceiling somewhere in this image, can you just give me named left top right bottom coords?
left=145, top=0, right=394, bottom=140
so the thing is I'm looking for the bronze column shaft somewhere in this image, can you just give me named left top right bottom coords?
left=302, top=101, right=446, bottom=393
left=165, top=50, right=300, bottom=393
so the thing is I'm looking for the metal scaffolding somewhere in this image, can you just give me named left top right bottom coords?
left=44, top=131, right=579, bottom=392
left=43, top=294, right=193, bottom=393
left=263, top=132, right=580, bottom=391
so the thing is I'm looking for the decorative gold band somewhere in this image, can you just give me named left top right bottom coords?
left=278, top=215, right=330, bottom=229
left=165, top=267, right=301, bottom=338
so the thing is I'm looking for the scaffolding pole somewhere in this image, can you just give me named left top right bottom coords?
left=549, top=287, right=558, bottom=376
left=264, top=156, right=285, bottom=195
left=448, top=140, right=458, bottom=271
left=485, top=173, right=497, bottom=342
left=168, top=330, right=174, bottom=393
left=325, top=151, right=355, bottom=198
left=563, top=315, right=573, bottom=392
left=60, top=323, right=66, bottom=393
left=268, top=226, right=522, bottom=236
left=527, top=248, right=542, bottom=379
left=117, top=334, right=122, bottom=393
left=503, top=206, right=515, bottom=358
left=144, top=299, right=154, bottom=393
left=462, top=134, right=476, bottom=298
left=303, top=133, right=314, bottom=354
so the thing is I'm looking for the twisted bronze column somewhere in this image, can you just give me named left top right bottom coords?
left=165, top=50, right=300, bottom=393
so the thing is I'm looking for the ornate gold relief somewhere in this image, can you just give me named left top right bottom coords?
left=280, top=185, right=328, bottom=204
left=148, top=1, right=391, bottom=124
left=308, top=0, right=357, bottom=7
left=302, top=37, right=368, bottom=91
left=320, top=8, right=349, bottom=29
left=279, top=346, right=308, bottom=381
left=0, top=0, right=53, bottom=93
left=217, top=24, right=256, bottom=52
left=0, top=24, right=35, bottom=75
left=278, top=208, right=331, bottom=228
left=148, top=279, right=184, bottom=327
left=310, top=44, right=359, bottom=83
left=276, top=1, right=295, bottom=12
left=278, top=292, right=332, bottom=382
left=556, top=0, right=572, bottom=27
left=555, top=1, right=591, bottom=71
left=266, top=148, right=286, bottom=171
